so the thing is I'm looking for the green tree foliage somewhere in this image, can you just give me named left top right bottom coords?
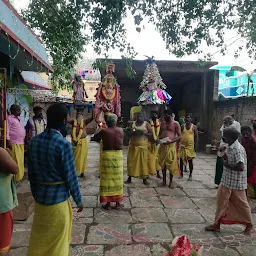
left=23, top=0, right=256, bottom=88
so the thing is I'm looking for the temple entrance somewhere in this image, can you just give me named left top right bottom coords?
left=99, top=59, right=217, bottom=149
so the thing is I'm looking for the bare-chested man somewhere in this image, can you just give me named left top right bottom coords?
left=158, top=109, right=181, bottom=188
left=68, top=108, right=94, bottom=177
left=94, top=114, right=124, bottom=210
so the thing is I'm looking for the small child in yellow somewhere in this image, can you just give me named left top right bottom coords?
left=178, top=113, right=198, bottom=180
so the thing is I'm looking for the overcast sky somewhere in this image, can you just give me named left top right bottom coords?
left=13, top=0, right=255, bottom=70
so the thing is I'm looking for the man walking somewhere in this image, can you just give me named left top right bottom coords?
left=178, top=113, right=198, bottom=180
left=7, top=105, right=26, bottom=182
left=158, top=109, right=181, bottom=188
left=205, top=127, right=253, bottom=235
left=27, top=103, right=83, bottom=256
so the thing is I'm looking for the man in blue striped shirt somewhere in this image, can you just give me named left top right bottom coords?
left=27, top=103, right=83, bottom=256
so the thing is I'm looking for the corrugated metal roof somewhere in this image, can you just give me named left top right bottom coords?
left=21, top=71, right=51, bottom=90
left=0, top=0, right=52, bottom=71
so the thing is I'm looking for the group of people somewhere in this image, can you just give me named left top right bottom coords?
left=126, top=109, right=198, bottom=188
left=2, top=102, right=256, bottom=255
left=0, top=103, right=94, bottom=255
left=5, top=104, right=94, bottom=183
left=205, top=114, right=256, bottom=235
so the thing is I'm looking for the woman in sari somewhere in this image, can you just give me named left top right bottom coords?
left=241, top=126, right=256, bottom=212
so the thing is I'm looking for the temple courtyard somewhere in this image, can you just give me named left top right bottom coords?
left=9, top=140, right=256, bottom=256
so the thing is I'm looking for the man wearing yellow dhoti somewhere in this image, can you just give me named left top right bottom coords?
left=148, top=111, right=162, bottom=178
left=126, top=112, right=152, bottom=185
left=6, top=105, right=26, bottom=182
left=95, top=111, right=111, bottom=174
left=68, top=108, right=94, bottom=177
left=27, top=103, right=83, bottom=256
left=159, top=109, right=181, bottom=188
left=178, top=113, right=198, bottom=180
left=94, top=114, right=124, bottom=210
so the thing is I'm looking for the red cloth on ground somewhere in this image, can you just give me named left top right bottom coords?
left=0, top=210, right=13, bottom=254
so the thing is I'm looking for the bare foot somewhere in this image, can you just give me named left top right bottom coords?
left=114, top=203, right=124, bottom=210
left=188, top=176, right=192, bottom=181
left=205, top=224, right=220, bottom=232
left=102, top=203, right=111, bottom=210
left=158, top=182, right=166, bottom=187
left=124, top=177, right=132, bottom=184
left=243, top=225, right=254, bottom=235
left=143, top=179, right=150, bottom=186
left=157, top=172, right=162, bottom=179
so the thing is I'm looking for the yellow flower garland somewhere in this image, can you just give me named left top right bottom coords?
left=72, top=119, right=84, bottom=142
left=150, top=119, right=160, bottom=141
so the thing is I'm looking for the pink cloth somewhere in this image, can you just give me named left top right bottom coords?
left=6, top=115, right=25, bottom=144
left=248, top=166, right=256, bottom=184
left=157, top=90, right=166, bottom=100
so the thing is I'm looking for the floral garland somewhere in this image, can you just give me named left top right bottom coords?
left=150, top=119, right=160, bottom=141
left=72, top=119, right=84, bottom=142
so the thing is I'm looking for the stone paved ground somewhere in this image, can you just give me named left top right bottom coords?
left=10, top=141, right=256, bottom=256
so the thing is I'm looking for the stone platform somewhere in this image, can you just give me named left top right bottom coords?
left=10, top=141, right=256, bottom=256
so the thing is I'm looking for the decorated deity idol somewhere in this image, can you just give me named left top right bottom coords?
left=72, top=74, right=88, bottom=103
left=95, top=63, right=121, bottom=125
left=137, top=57, right=172, bottom=105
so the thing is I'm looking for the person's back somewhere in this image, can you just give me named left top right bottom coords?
left=101, top=127, right=123, bottom=150
left=27, top=103, right=83, bottom=256
left=28, top=129, right=77, bottom=205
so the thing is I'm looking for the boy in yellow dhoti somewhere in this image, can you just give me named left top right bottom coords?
left=69, top=107, right=94, bottom=177
left=159, top=110, right=181, bottom=188
left=126, top=112, right=152, bottom=185
left=178, top=113, right=198, bottom=180
left=6, top=105, right=26, bottom=182
left=148, top=111, right=162, bottom=178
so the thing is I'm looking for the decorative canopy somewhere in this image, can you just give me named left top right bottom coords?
left=138, top=57, right=172, bottom=105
